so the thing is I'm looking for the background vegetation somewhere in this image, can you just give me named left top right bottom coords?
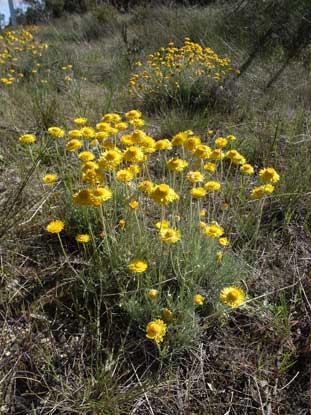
left=1, top=1, right=311, bottom=414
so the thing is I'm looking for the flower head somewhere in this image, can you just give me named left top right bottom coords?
left=151, top=184, right=179, bottom=205
left=46, top=220, right=64, bottom=234
left=146, top=319, right=166, bottom=343
left=194, top=294, right=204, bottom=305
left=99, top=149, right=123, bottom=170
left=129, top=200, right=139, bottom=209
left=78, top=151, right=95, bottom=162
left=42, top=173, right=58, bottom=183
left=138, top=180, right=155, bottom=194
left=190, top=187, right=207, bottom=198
left=204, top=162, right=217, bottom=172
left=203, top=222, right=224, bottom=238
left=186, top=171, right=204, bottom=183
left=19, top=133, right=36, bottom=143
left=75, top=234, right=90, bottom=243
left=259, top=167, right=280, bottom=183
left=159, top=227, right=181, bottom=244
left=220, top=286, right=246, bottom=307
left=240, top=164, right=254, bottom=175
left=251, top=184, right=275, bottom=199
left=73, top=117, right=88, bottom=125
left=162, top=308, right=173, bottom=321
left=48, top=127, right=65, bottom=138
left=204, top=181, right=221, bottom=192
left=128, top=259, right=148, bottom=273
left=155, top=220, right=170, bottom=230
left=167, top=158, right=188, bottom=172
left=66, top=139, right=83, bottom=152
left=148, top=289, right=158, bottom=299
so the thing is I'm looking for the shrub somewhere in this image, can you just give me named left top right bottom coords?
left=17, top=108, right=280, bottom=353
left=128, top=38, right=239, bottom=112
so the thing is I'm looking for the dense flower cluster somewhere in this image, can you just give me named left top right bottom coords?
left=0, top=28, right=84, bottom=87
left=129, top=38, right=239, bottom=105
left=0, top=28, right=49, bottom=86
left=20, top=106, right=280, bottom=344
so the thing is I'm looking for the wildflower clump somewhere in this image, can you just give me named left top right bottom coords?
left=129, top=38, right=238, bottom=110
left=20, top=107, right=280, bottom=347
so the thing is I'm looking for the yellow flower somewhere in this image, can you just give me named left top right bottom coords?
left=155, top=139, right=172, bottom=150
left=155, top=220, right=170, bottom=229
left=226, top=134, right=236, bottom=141
left=129, top=200, right=139, bottom=209
left=138, top=180, right=155, bottom=194
left=220, top=286, right=245, bottom=307
left=68, top=129, right=82, bottom=138
left=130, top=118, right=144, bottom=127
left=119, top=219, right=126, bottom=228
left=42, top=173, right=58, bottom=183
left=89, top=186, right=113, bottom=206
left=78, top=151, right=95, bottom=162
left=151, top=184, right=179, bottom=205
left=215, top=137, right=228, bottom=147
left=240, top=164, right=254, bottom=175
left=98, top=148, right=123, bottom=170
left=19, top=133, right=36, bottom=143
left=73, top=189, right=92, bottom=205
left=125, top=109, right=142, bottom=120
left=128, top=259, right=148, bottom=273
left=190, top=187, right=207, bottom=198
left=186, top=171, right=204, bottom=183
left=232, top=154, right=246, bottom=165
left=128, top=164, right=140, bottom=175
left=148, top=289, right=158, bottom=299
left=162, top=308, right=173, bottom=321
left=159, top=227, right=180, bottom=244
left=209, top=149, right=224, bottom=160
left=259, top=167, right=280, bottom=183
left=102, top=113, right=121, bottom=123
left=194, top=294, right=204, bottom=305
left=219, top=237, right=229, bottom=246
left=48, top=127, right=65, bottom=138
left=46, top=220, right=64, bottom=234
left=80, top=126, right=95, bottom=139
left=75, top=234, right=90, bottom=243
left=123, top=146, right=145, bottom=163
left=140, top=136, right=156, bottom=153
left=204, top=181, right=221, bottom=192
left=184, top=135, right=201, bottom=152
left=203, top=162, right=217, bottom=172
left=115, top=122, right=128, bottom=130
left=116, top=168, right=135, bottom=182
left=193, top=144, right=211, bottom=159
left=146, top=319, right=166, bottom=343
left=66, top=139, right=83, bottom=152
left=73, top=117, right=88, bottom=125
left=171, top=131, right=188, bottom=146
left=200, top=209, right=206, bottom=217
left=251, top=184, right=275, bottom=199
left=167, top=157, right=189, bottom=172
left=215, top=250, right=223, bottom=262
left=203, top=223, right=224, bottom=237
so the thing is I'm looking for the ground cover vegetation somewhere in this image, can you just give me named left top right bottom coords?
left=0, top=1, right=311, bottom=414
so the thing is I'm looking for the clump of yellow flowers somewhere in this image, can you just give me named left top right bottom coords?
left=20, top=107, right=280, bottom=346
left=0, top=28, right=49, bottom=87
left=129, top=38, right=239, bottom=108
